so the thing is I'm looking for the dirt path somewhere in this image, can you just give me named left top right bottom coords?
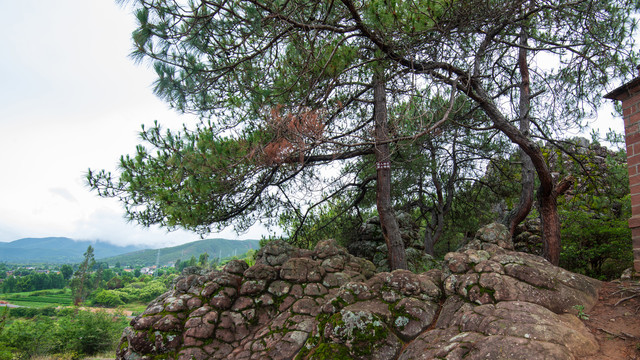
left=74, top=306, right=134, bottom=317
left=582, top=280, right=640, bottom=359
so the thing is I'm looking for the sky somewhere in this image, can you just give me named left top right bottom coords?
left=0, top=1, right=628, bottom=248
left=0, top=1, right=271, bottom=248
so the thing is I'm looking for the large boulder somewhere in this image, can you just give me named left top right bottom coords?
left=116, top=224, right=601, bottom=360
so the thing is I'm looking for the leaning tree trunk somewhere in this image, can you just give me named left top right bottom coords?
left=469, top=83, right=567, bottom=265
left=373, top=74, right=407, bottom=270
left=503, top=25, right=535, bottom=236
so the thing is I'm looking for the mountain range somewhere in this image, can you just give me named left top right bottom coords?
left=100, top=238, right=260, bottom=267
left=0, top=237, right=260, bottom=266
left=0, top=237, right=143, bottom=264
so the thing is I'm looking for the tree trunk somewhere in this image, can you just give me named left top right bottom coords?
left=539, top=190, right=560, bottom=265
left=503, top=25, right=535, bottom=235
left=469, top=84, right=561, bottom=265
left=423, top=210, right=444, bottom=257
left=540, top=176, right=574, bottom=264
left=424, top=229, right=435, bottom=257
left=373, top=74, right=407, bottom=270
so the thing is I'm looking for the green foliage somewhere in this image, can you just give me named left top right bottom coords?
left=61, top=311, right=128, bottom=355
left=243, top=249, right=257, bottom=267
left=92, top=289, right=125, bottom=307
left=70, top=246, right=96, bottom=305
left=198, top=252, right=209, bottom=268
left=362, top=0, right=446, bottom=35
left=93, top=279, right=169, bottom=307
left=1, top=271, right=66, bottom=293
left=60, top=264, right=73, bottom=280
left=0, top=289, right=73, bottom=308
left=91, top=0, right=637, bottom=273
left=572, top=304, right=590, bottom=320
left=557, top=146, right=632, bottom=279
left=560, top=207, right=632, bottom=280
left=0, top=309, right=128, bottom=358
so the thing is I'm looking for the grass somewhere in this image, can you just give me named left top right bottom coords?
left=0, top=289, right=150, bottom=316
left=0, top=288, right=73, bottom=308
left=117, top=302, right=148, bottom=315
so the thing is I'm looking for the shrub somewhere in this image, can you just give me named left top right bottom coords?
left=92, top=289, right=124, bottom=307
left=0, top=309, right=128, bottom=358
left=57, top=310, right=128, bottom=356
left=560, top=210, right=632, bottom=280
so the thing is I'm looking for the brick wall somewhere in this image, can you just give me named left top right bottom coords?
left=606, top=75, right=640, bottom=272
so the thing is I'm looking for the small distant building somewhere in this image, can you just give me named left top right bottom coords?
left=140, top=267, right=156, bottom=275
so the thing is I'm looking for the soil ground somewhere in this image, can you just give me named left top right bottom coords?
left=583, top=280, right=640, bottom=360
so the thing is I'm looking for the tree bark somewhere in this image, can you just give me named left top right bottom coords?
left=423, top=211, right=443, bottom=257
left=541, top=176, right=574, bottom=264
left=468, top=84, right=561, bottom=265
left=373, top=74, right=407, bottom=270
left=539, top=191, right=560, bottom=264
left=502, top=24, right=535, bottom=236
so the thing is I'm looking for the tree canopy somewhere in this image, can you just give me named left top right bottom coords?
left=90, top=0, right=639, bottom=267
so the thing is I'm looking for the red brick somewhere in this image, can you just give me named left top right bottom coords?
left=629, top=216, right=640, bottom=228
left=632, top=204, right=640, bottom=217
left=629, top=154, right=640, bottom=167
left=626, top=120, right=640, bottom=131
left=631, top=183, right=640, bottom=196
left=634, top=260, right=640, bottom=272
left=629, top=112, right=640, bottom=125
left=629, top=165, right=638, bottom=177
left=631, top=194, right=640, bottom=210
left=625, top=132, right=640, bottom=147
left=634, top=234, right=640, bottom=246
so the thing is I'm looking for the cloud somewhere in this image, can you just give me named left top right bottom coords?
left=49, top=187, right=78, bottom=203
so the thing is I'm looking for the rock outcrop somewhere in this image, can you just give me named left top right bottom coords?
left=117, top=223, right=601, bottom=360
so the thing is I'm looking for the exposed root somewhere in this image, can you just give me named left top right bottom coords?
left=612, top=283, right=640, bottom=307
left=597, top=327, right=638, bottom=340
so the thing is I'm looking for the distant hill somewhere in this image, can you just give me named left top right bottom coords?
left=100, top=238, right=260, bottom=267
left=0, top=237, right=143, bottom=264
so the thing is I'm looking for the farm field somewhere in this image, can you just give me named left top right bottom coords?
left=0, top=289, right=73, bottom=308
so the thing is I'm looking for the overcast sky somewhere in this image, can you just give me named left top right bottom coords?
left=0, top=1, right=272, bottom=248
left=0, top=1, right=627, bottom=248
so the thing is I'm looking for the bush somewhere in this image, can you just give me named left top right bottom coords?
left=0, top=309, right=128, bottom=358
left=139, top=281, right=167, bottom=302
left=7, top=306, right=57, bottom=318
left=0, top=317, right=59, bottom=357
left=60, top=311, right=128, bottom=355
left=92, top=289, right=124, bottom=307
left=560, top=210, right=632, bottom=280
